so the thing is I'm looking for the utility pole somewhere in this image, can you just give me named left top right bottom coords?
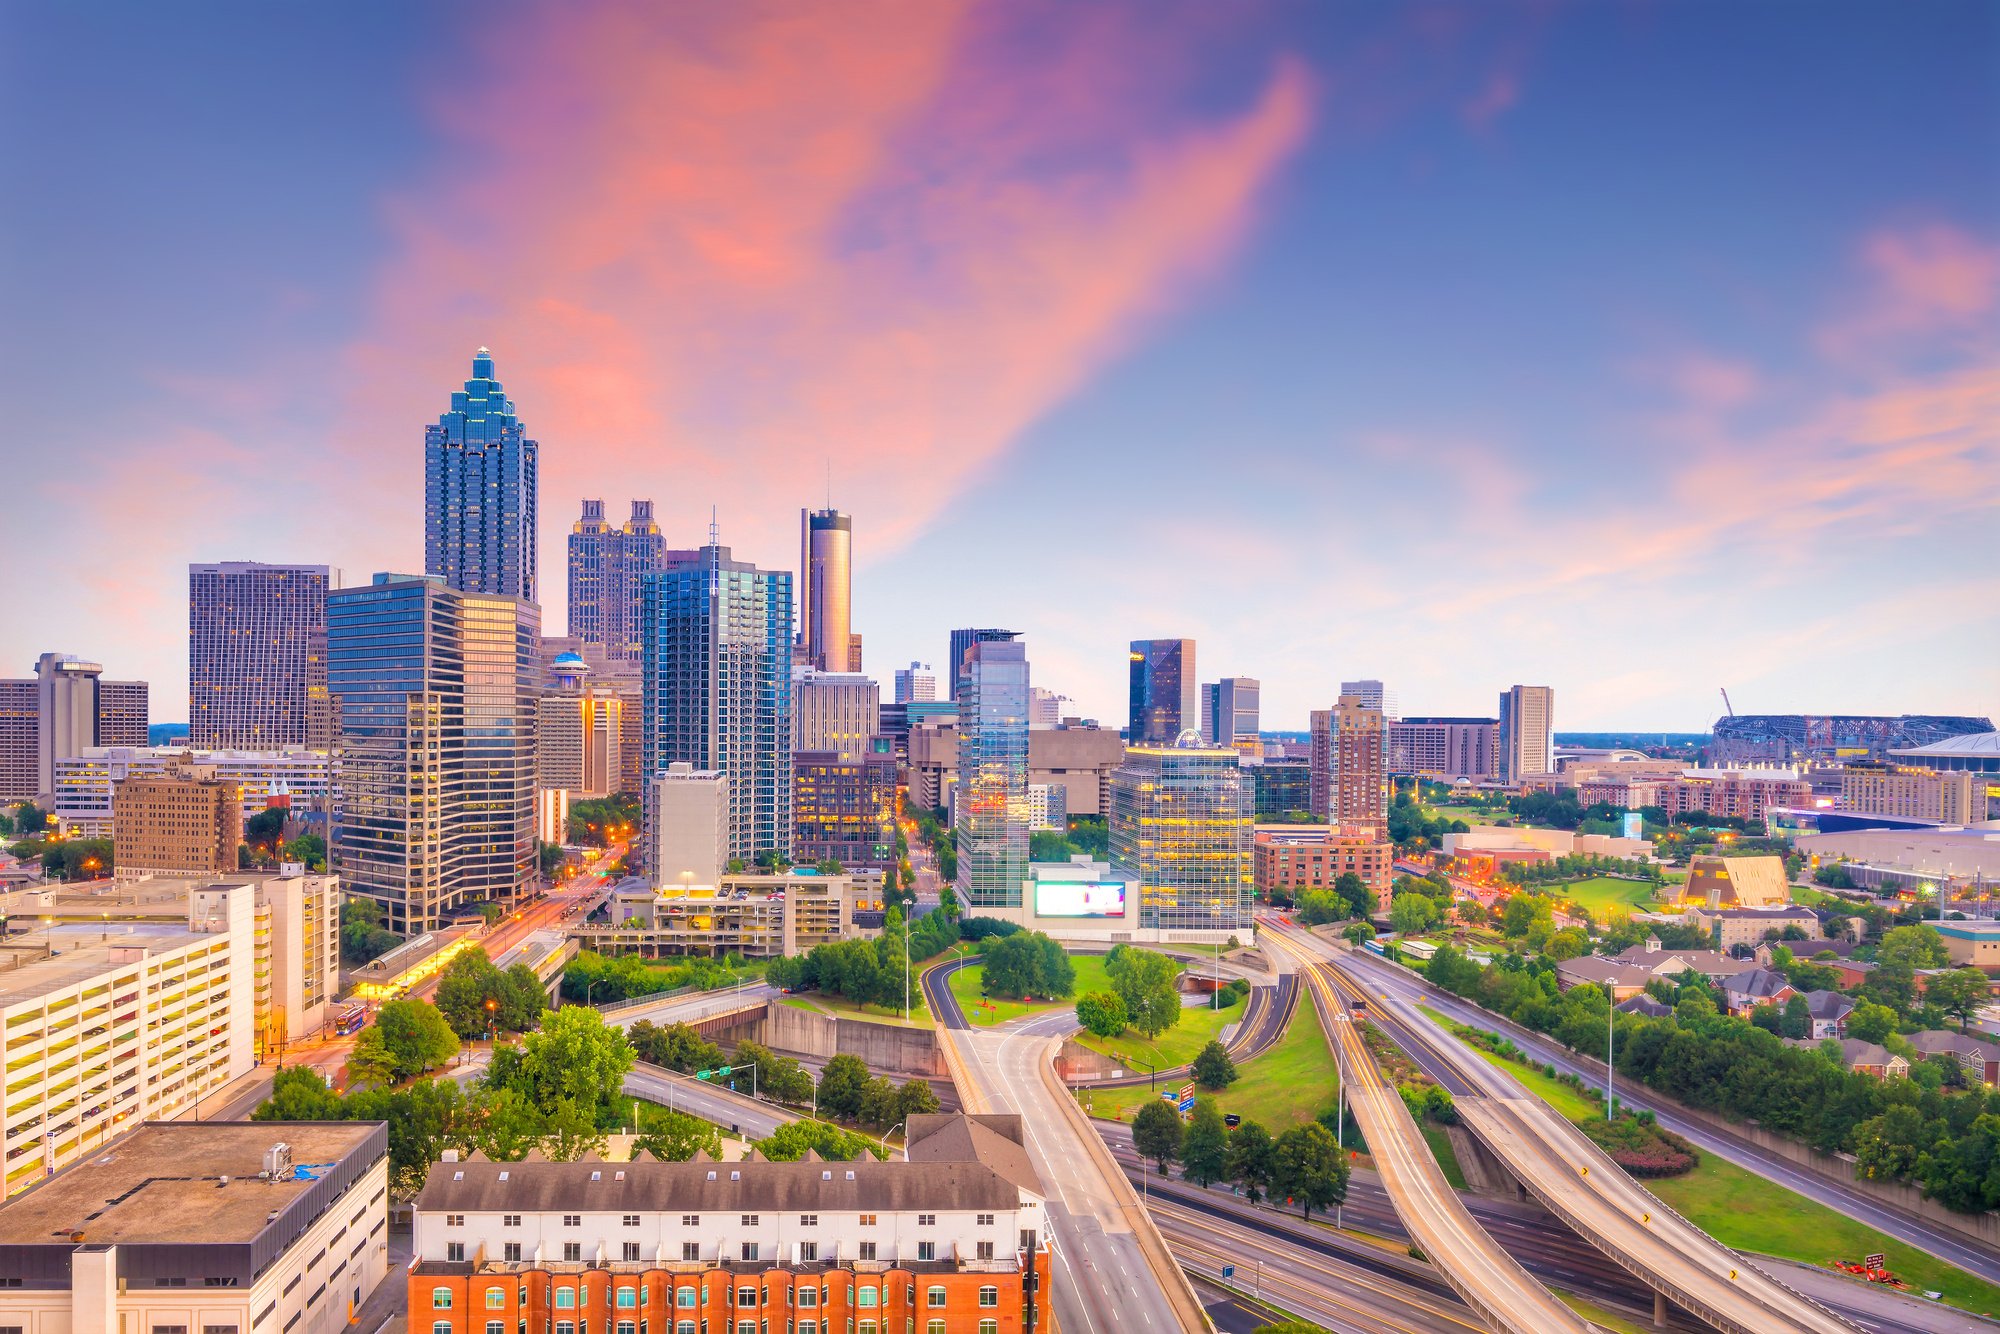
left=1607, top=1001, right=1616, bottom=1120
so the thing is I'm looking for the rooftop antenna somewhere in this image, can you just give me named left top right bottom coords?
left=826, top=458, right=832, bottom=510
left=708, top=505, right=718, bottom=547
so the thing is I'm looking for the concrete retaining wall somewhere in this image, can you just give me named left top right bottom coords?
left=752, top=1001, right=945, bottom=1078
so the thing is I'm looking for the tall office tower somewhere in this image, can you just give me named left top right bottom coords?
left=113, top=756, right=243, bottom=875
left=188, top=562, right=332, bottom=751
left=567, top=499, right=675, bottom=661
left=1340, top=679, right=1396, bottom=717
left=955, top=637, right=1030, bottom=908
left=328, top=574, right=538, bottom=935
left=1200, top=677, right=1260, bottom=746
left=1309, top=693, right=1387, bottom=827
left=0, top=654, right=151, bottom=803
left=894, top=662, right=936, bottom=704
left=1128, top=638, right=1197, bottom=744
left=1110, top=735, right=1254, bottom=934
left=423, top=347, right=539, bottom=604
left=639, top=543, right=793, bottom=864
left=1028, top=686, right=1072, bottom=729
left=791, top=668, right=879, bottom=759
left=1497, top=684, right=1555, bottom=785
left=798, top=508, right=860, bottom=672
left=948, top=628, right=1018, bottom=696
left=1386, top=717, right=1497, bottom=778
left=793, top=749, right=898, bottom=869
left=537, top=653, right=623, bottom=797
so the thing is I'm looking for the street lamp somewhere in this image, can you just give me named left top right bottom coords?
left=879, top=1119, right=906, bottom=1160
left=485, top=997, right=498, bottom=1046
left=585, top=978, right=608, bottom=1009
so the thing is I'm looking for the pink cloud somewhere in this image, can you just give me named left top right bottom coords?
left=330, top=1, right=1313, bottom=623
left=1818, top=222, right=2000, bottom=359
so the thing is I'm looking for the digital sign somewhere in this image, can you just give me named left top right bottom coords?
left=1035, top=880, right=1127, bottom=918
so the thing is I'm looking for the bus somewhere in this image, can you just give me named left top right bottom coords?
left=334, top=1005, right=367, bottom=1037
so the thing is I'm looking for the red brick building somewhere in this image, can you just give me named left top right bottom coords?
left=1254, top=824, right=1393, bottom=912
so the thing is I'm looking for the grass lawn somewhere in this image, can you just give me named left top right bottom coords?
left=781, top=990, right=931, bottom=1028
left=1440, top=1016, right=2000, bottom=1319
left=949, top=955, right=1114, bottom=1027
left=1080, top=987, right=1339, bottom=1130
left=1547, top=876, right=1663, bottom=915
left=1552, top=1292, right=1650, bottom=1334
left=1421, top=1124, right=1467, bottom=1190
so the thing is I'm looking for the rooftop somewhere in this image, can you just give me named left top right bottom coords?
left=0, top=922, right=209, bottom=1007
left=1892, top=733, right=2000, bottom=759
left=0, top=1121, right=381, bottom=1247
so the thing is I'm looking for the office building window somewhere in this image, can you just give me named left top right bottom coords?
left=979, top=1287, right=998, bottom=1308
left=926, top=1287, right=946, bottom=1309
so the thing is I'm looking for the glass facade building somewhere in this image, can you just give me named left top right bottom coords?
left=638, top=545, right=793, bottom=865
left=1111, top=738, right=1253, bottom=933
left=327, top=573, right=538, bottom=935
left=954, top=637, right=1029, bottom=908
left=424, top=348, right=539, bottom=605
left=798, top=508, right=859, bottom=672
left=1128, top=639, right=1198, bottom=744
left=567, top=499, right=676, bottom=661
left=188, top=562, right=332, bottom=751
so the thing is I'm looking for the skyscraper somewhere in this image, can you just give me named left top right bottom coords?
left=1199, top=677, right=1260, bottom=747
left=1128, top=639, right=1197, bottom=744
left=955, top=636, right=1029, bottom=908
left=948, top=628, right=1017, bottom=697
left=1110, top=736, right=1253, bottom=934
left=791, top=669, right=879, bottom=759
left=1498, top=684, right=1555, bottom=785
left=639, top=544, right=793, bottom=864
left=0, top=654, right=149, bottom=803
left=328, top=574, right=538, bottom=935
left=188, top=562, right=332, bottom=751
left=568, top=499, right=680, bottom=661
left=1028, top=687, right=1072, bottom=729
left=424, top=348, right=539, bottom=604
left=893, top=662, right=936, bottom=704
left=798, top=508, right=860, bottom=672
left=1309, top=693, right=1387, bottom=829
left=1340, top=679, right=1395, bottom=717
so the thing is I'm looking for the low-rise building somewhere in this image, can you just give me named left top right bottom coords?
left=0, top=1120, right=390, bottom=1334
left=1605, top=940, right=1742, bottom=982
left=586, top=871, right=885, bottom=958
left=1720, top=967, right=1796, bottom=1017
left=1616, top=994, right=1674, bottom=1018
left=408, top=1112, right=1054, bottom=1334
left=1905, top=1029, right=2000, bottom=1086
left=1554, top=956, right=1656, bottom=1001
left=1832, top=1039, right=1908, bottom=1079
left=1441, top=825, right=1653, bottom=862
left=1253, top=825, right=1393, bottom=912
left=53, top=743, right=331, bottom=839
left=1937, top=920, right=2000, bottom=973
left=1682, top=904, right=1822, bottom=951
left=111, top=754, right=244, bottom=875
left=1801, top=990, right=1855, bottom=1039
left=1653, top=768, right=1812, bottom=824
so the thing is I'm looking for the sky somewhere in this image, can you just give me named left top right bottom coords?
left=1, top=0, right=1995, bottom=733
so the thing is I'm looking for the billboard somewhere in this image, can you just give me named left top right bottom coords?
left=1034, top=879, right=1128, bottom=918
left=1622, top=811, right=1644, bottom=840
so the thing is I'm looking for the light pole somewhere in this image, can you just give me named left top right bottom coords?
left=879, top=1119, right=907, bottom=1160
left=585, top=978, right=608, bottom=1009
left=1606, top=1000, right=1616, bottom=1120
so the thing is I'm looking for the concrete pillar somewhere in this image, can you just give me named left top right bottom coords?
left=1516, top=1181, right=1528, bottom=1204
left=73, top=1244, right=118, bottom=1333
left=1653, top=1289, right=1669, bottom=1329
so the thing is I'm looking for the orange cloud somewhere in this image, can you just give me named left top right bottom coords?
left=334, top=1, right=1313, bottom=620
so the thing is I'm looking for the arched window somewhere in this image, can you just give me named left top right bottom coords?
left=432, top=1287, right=453, bottom=1309
left=618, top=1287, right=638, bottom=1308
left=857, top=1285, right=878, bottom=1308
left=555, top=1286, right=578, bottom=1309
left=486, top=1286, right=507, bottom=1308
left=926, top=1286, right=946, bottom=1309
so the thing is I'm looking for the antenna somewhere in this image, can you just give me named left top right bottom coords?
left=708, top=505, right=719, bottom=547
left=825, top=458, right=832, bottom=510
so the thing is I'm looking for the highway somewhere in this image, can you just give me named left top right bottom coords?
left=1284, top=925, right=1862, bottom=1334
left=1258, top=922, right=1594, bottom=1334
left=924, top=963, right=1211, bottom=1334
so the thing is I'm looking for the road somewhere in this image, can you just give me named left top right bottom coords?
left=1333, top=941, right=2000, bottom=1293
left=1259, top=921, right=1593, bottom=1334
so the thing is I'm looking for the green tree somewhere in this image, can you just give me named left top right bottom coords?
left=1294, top=890, right=1345, bottom=927
left=633, top=1105, right=723, bottom=1161
left=1878, top=924, right=1949, bottom=970
left=1341, top=921, right=1377, bottom=947
left=469, top=1086, right=547, bottom=1160
left=1272, top=1121, right=1348, bottom=1220
left=754, top=1120, right=886, bottom=1162
left=537, top=840, right=565, bottom=878
left=280, top=832, right=327, bottom=870
left=1845, top=1001, right=1899, bottom=1044
left=542, top=1097, right=609, bottom=1161
left=817, top=1053, right=871, bottom=1121
left=857, top=1076, right=902, bottom=1129
left=627, top=1020, right=723, bottom=1074
left=1928, top=967, right=1989, bottom=1032
left=339, top=896, right=401, bottom=966
left=1106, top=945, right=1183, bottom=1039
left=10, top=802, right=47, bottom=837
left=1226, top=1119, right=1277, bottom=1203
left=1543, top=928, right=1589, bottom=962
left=1779, top=994, right=1812, bottom=1040
left=1181, top=1098, right=1229, bottom=1186
left=1332, top=871, right=1375, bottom=920
left=374, top=999, right=460, bottom=1078
left=1389, top=892, right=1438, bottom=936
left=979, top=932, right=1075, bottom=1000
left=344, top=1027, right=399, bottom=1089
left=502, top=1005, right=634, bottom=1120
left=1076, top=990, right=1128, bottom=1038
left=244, top=806, right=287, bottom=848
left=897, top=1078, right=941, bottom=1119
left=253, top=1066, right=342, bottom=1121
left=1132, top=1099, right=1183, bottom=1172
left=1191, top=1040, right=1238, bottom=1090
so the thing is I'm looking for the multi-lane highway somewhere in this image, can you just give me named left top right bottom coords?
left=1260, top=921, right=1594, bottom=1334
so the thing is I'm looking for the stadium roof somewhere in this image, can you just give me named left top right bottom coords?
left=1892, top=733, right=2000, bottom=758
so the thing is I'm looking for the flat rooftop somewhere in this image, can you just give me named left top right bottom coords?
left=0, top=922, right=208, bottom=1007
left=0, top=1121, right=380, bottom=1247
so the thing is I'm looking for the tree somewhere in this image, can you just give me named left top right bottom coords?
left=1389, top=892, right=1438, bottom=936
left=1928, top=967, right=1990, bottom=1032
left=755, top=1120, right=886, bottom=1162
left=340, top=896, right=401, bottom=966
left=1132, top=1099, right=1183, bottom=1172
left=469, top=1086, right=547, bottom=1160
left=1878, top=924, right=1949, bottom=970
left=897, top=1078, right=941, bottom=1119
left=501, top=1005, right=634, bottom=1120
left=244, top=806, right=287, bottom=848
left=344, top=1027, right=399, bottom=1089
left=10, top=802, right=46, bottom=837
left=1779, top=994, right=1812, bottom=1040
left=542, top=1097, right=609, bottom=1161
left=1294, top=890, right=1344, bottom=927
left=1272, top=1122, right=1348, bottom=1220
left=1500, top=893, right=1550, bottom=939
left=1226, top=1119, right=1277, bottom=1203
left=980, top=932, right=1075, bottom=1000
left=857, top=1076, right=903, bottom=1129
left=1191, top=1040, right=1238, bottom=1090
left=1332, top=871, right=1375, bottom=920
left=634, top=1105, right=723, bottom=1161
left=1181, top=1099, right=1229, bottom=1186
left=1543, top=928, right=1589, bottom=962
left=253, top=1066, right=342, bottom=1121
left=1845, top=1001, right=1899, bottom=1044
left=537, top=840, right=565, bottom=878
left=1106, top=946, right=1183, bottom=1039
left=1076, top=991, right=1128, bottom=1038
left=281, top=832, right=327, bottom=870
left=627, top=1020, right=723, bottom=1073
left=817, top=1054, right=871, bottom=1121
left=1341, top=921, right=1377, bottom=947
left=436, top=948, right=547, bottom=1040
left=374, top=999, right=460, bottom=1078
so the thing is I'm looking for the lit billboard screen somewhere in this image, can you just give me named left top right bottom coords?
left=1035, top=880, right=1127, bottom=918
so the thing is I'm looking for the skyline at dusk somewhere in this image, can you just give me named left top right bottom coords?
left=3, top=1, right=1994, bottom=729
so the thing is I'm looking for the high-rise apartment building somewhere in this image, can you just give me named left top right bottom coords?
left=1111, top=736, right=1254, bottom=934
left=1386, top=717, right=1497, bottom=779
left=639, top=544, right=793, bottom=864
left=567, top=499, right=683, bottom=661
left=1200, top=677, right=1261, bottom=746
left=649, top=762, right=727, bottom=889
left=328, top=574, right=538, bottom=935
left=955, top=636, right=1029, bottom=908
left=113, top=755, right=243, bottom=875
left=0, top=653, right=150, bottom=802
left=1309, top=694, right=1387, bottom=829
left=1498, top=684, right=1555, bottom=785
left=791, top=669, right=879, bottom=759
left=948, top=628, right=1017, bottom=696
left=1340, top=678, right=1395, bottom=717
left=536, top=654, right=624, bottom=798
left=1128, top=638, right=1197, bottom=744
left=894, top=661, right=936, bottom=703
left=424, top=347, right=539, bottom=604
left=799, top=507, right=861, bottom=672
left=793, top=748, right=898, bottom=868
left=188, top=561, right=332, bottom=750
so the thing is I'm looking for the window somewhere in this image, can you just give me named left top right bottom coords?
left=917, top=1214, right=934, bottom=1227
left=682, top=1214, right=700, bottom=1226
left=916, top=1242, right=935, bottom=1262
left=800, top=1324, right=818, bottom=1334
left=562, top=1242, right=583, bottom=1262
left=859, top=1324, right=877, bottom=1334
left=488, top=1324, right=507, bottom=1334
left=679, top=1325, right=697, bottom=1334
left=738, top=1323, right=757, bottom=1334
left=797, top=1287, right=818, bottom=1309
left=978, top=1287, right=998, bottom=1308
left=433, top=1289, right=454, bottom=1310
left=979, top=1323, right=998, bottom=1334
left=858, top=1214, right=877, bottom=1226
left=678, top=1287, right=699, bottom=1308
left=624, top=1243, right=642, bottom=1262
left=799, top=1214, right=818, bottom=1227
left=619, top=1324, right=637, bottom=1334
left=203, top=1277, right=240, bottom=1288
left=799, top=1242, right=818, bottom=1263
left=556, top=1325, right=575, bottom=1334
left=447, top=1214, right=466, bottom=1227
left=928, top=1323, right=946, bottom=1334
left=737, top=1287, right=758, bottom=1308
left=556, top=1288, right=578, bottom=1309
left=926, top=1286, right=946, bottom=1309
left=487, top=1287, right=508, bottom=1308
left=976, top=1214, right=994, bottom=1227
left=625, top=1214, right=642, bottom=1227
left=447, top=1242, right=466, bottom=1263
left=857, top=1287, right=878, bottom=1309
left=432, top=1326, right=451, bottom=1334
left=740, top=1242, right=760, bottom=1263
left=504, top=1242, right=522, bottom=1262
left=682, top=1242, right=701, bottom=1262
left=564, top=1214, right=583, bottom=1227
left=740, top=1214, right=760, bottom=1227
left=976, top=1242, right=994, bottom=1261
left=857, top=1242, right=876, bottom=1262
left=504, top=1214, right=522, bottom=1227
left=613, top=1286, right=636, bottom=1308
left=152, top=1327, right=189, bottom=1334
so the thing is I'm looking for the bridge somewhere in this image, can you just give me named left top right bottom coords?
left=491, top=929, right=576, bottom=1000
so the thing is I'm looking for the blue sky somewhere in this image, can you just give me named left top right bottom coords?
left=2, top=1, right=1993, bottom=730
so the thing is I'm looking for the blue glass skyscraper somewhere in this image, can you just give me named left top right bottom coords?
left=639, top=544, right=793, bottom=864
left=955, top=635, right=1029, bottom=908
left=425, top=348, right=539, bottom=605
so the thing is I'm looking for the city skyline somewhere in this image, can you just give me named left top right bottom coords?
left=3, top=2, right=1994, bottom=731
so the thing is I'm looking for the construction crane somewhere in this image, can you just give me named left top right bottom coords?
left=1720, top=688, right=1736, bottom=719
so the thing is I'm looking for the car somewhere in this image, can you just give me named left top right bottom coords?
left=1224, top=1113, right=1242, bottom=1128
